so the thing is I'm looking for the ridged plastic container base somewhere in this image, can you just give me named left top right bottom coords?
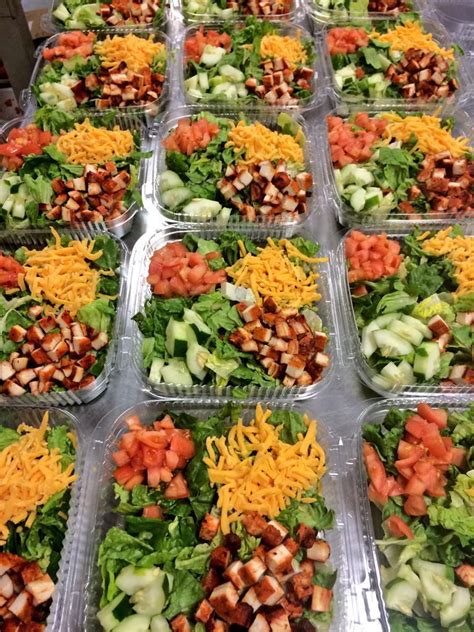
left=0, top=228, right=128, bottom=405
left=336, top=225, right=474, bottom=398
left=64, top=399, right=349, bottom=632
left=127, top=226, right=338, bottom=400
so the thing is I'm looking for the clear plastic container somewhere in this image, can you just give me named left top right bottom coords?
left=143, top=106, right=319, bottom=229
left=309, top=0, right=425, bottom=28
left=319, top=106, right=474, bottom=227
left=336, top=225, right=474, bottom=398
left=61, top=399, right=349, bottom=631
left=177, top=0, right=298, bottom=25
left=180, top=21, right=324, bottom=112
left=26, top=29, right=170, bottom=119
left=47, top=0, right=166, bottom=32
left=0, top=404, right=85, bottom=632
left=432, top=0, right=474, bottom=51
left=347, top=398, right=473, bottom=632
left=321, top=15, right=467, bottom=110
left=0, top=112, right=150, bottom=239
left=0, top=228, right=128, bottom=405
left=126, top=226, right=339, bottom=400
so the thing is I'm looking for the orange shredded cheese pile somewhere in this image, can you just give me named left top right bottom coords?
left=20, top=228, right=110, bottom=316
left=421, top=228, right=474, bottom=295
left=0, top=412, right=76, bottom=545
left=382, top=113, right=471, bottom=157
left=94, top=34, right=165, bottom=72
left=56, top=119, right=133, bottom=164
left=371, top=21, right=455, bottom=59
left=260, top=34, right=307, bottom=69
left=204, top=404, right=326, bottom=534
left=226, top=122, right=304, bottom=166
left=226, top=238, right=326, bottom=308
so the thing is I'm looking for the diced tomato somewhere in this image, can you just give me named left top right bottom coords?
left=363, top=442, right=388, bottom=497
left=147, top=466, right=162, bottom=488
left=396, top=442, right=424, bottom=465
left=138, top=430, right=168, bottom=450
left=143, top=505, right=163, bottom=519
left=396, top=465, right=414, bottom=481
left=113, top=465, right=135, bottom=486
left=385, top=515, right=414, bottom=540
left=368, top=482, right=388, bottom=506
left=346, top=231, right=403, bottom=284
left=142, top=447, right=165, bottom=469
left=165, top=450, right=180, bottom=470
left=404, top=494, right=427, bottom=516
left=121, top=432, right=140, bottom=457
left=405, top=415, right=429, bottom=439
left=124, top=473, right=145, bottom=490
left=112, top=449, right=130, bottom=467
left=417, top=403, right=448, bottom=429
left=155, top=415, right=175, bottom=429
left=386, top=476, right=405, bottom=497
left=130, top=452, right=146, bottom=472
left=170, top=433, right=196, bottom=459
left=160, top=467, right=173, bottom=483
left=126, top=414, right=143, bottom=430
left=451, top=447, right=467, bottom=467
left=164, top=472, right=190, bottom=499
left=404, top=475, right=426, bottom=496
left=423, top=427, right=447, bottom=459
left=0, top=125, right=52, bottom=171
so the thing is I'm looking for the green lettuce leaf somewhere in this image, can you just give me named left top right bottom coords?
left=77, top=298, right=114, bottom=333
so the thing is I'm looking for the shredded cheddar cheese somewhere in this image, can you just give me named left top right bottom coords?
left=204, top=405, right=326, bottom=534
left=371, top=22, right=455, bottom=59
left=56, top=119, right=133, bottom=164
left=381, top=113, right=471, bottom=158
left=23, top=228, right=111, bottom=316
left=226, top=238, right=326, bottom=309
left=0, top=412, right=76, bottom=545
left=421, top=228, right=474, bottom=295
left=260, top=34, right=307, bottom=69
left=226, top=122, right=304, bottom=166
left=94, top=34, right=165, bottom=73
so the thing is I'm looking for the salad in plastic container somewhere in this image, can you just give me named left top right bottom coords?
left=31, top=30, right=168, bottom=115
left=183, top=19, right=318, bottom=110
left=0, top=405, right=83, bottom=631
left=76, top=401, right=344, bottom=632
left=325, top=17, right=462, bottom=106
left=324, top=110, right=473, bottom=225
left=339, top=225, right=474, bottom=396
left=359, top=400, right=474, bottom=631
left=0, top=229, right=124, bottom=405
left=0, top=109, right=149, bottom=235
left=50, top=0, right=165, bottom=30
left=310, top=0, right=421, bottom=26
left=130, top=228, right=336, bottom=399
left=152, top=110, right=316, bottom=226
left=181, top=0, right=295, bottom=23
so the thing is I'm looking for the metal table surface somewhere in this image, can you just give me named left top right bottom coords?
left=23, top=3, right=473, bottom=630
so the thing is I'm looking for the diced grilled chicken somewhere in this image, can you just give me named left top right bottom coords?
left=209, top=582, right=240, bottom=620
left=242, top=512, right=268, bottom=536
left=0, top=574, right=14, bottom=599
left=265, top=544, right=294, bottom=576
left=239, top=557, right=267, bottom=586
left=0, top=361, right=15, bottom=381
left=224, top=560, right=246, bottom=591
left=199, top=513, right=220, bottom=541
left=254, top=575, right=284, bottom=606
left=195, top=599, right=214, bottom=623
left=210, top=547, right=232, bottom=571
left=311, top=585, right=333, bottom=612
left=249, top=613, right=271, bottom=632
left=267, top=606, right=291, bottom=632
left=306, top=539, right=331, bottom=563
left=170, top=614, right=192, bottom=632
left=8, top=590, right=33, bottom=622
left=242, top=586, right=262, bottom=611
left=261, top=521, right=288, bottom=547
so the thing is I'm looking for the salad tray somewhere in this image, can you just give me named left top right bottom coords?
left=178, top=0, right=297, bottom=25
left=337, top=224, right=474, bottom=398
left=145, top=107, right=320, bottom=230
left=127, top=226, right=339, bottom=400
left=352, top=398, right=474, bottom=631
left=0, top=404, right=85, bottom=632
left=48, top=0, right=166, bottom=31
left=66, top=399, right=349, bottom=632
left=309, top=0, right=425, bottom=27
left=320, top=107, right=474, bottom=227
left=0, top=228, right=128, bottom=405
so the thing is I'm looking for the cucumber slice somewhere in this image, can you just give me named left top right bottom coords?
left=372, top=330, right=414, bottom=358
left=387, top=320, right=424, bottom=346
left=364, top=192, right=382, bottom=211
left=380, top=361, right=415, bottom=386
left=361, top=323, right=379, bottom=359
left=440, top=585, right=471, bottom=628
left=200, top=45, right=226, bottom=67
left=216, top=206, right=231, bottom=225
left=411, top=559, right=454, bottom=606
left=340, top=163, right=357, bottom=185
left=151, top=615, right=172, bottom=632
left=209, top=76, right=226, bottom=88
left=97, top=592, right=126, bottom=631
left=0, top=181, right=11, bottom=205
left=186, top=342, right=210, bottom=380
left=12, top=200, right=26, bottom=219
left=413, top=342, right=441, bottom=380
left=184, top=75, right=199, bottom=91
left=182, top=198, right=222, bottom=219
left=211, top=82, right=237, bottom=98
left=161, top=187, right=192, bottom=210
left=149, top=358, right=165, bottom=385
left=384, top=578, right=418, bottom=617
left=373, top=313, right=402, bottom=328
left=165, top=319, right=195, bottom=357
left=219, top=64, right=245, bottom=83
left=161, top=359, right=193, bottom=386
left=397, top=565, right=422, bottom=591
left=131, top=574, right=166, bottom=616
left=236, top=83, right=248, bottom=98
left=160, top=171, right=184, bottom=193
left=183, top=308, right=212, bottom=344
left=353, top=167, right=374, bottom=186
left=113, top=615, right=151, bottom=632
left=197, top=72, right=209, bottom=91
left=400, top=315, right=432, bottom=339
left=116, top=566, right=160, bottom=596
left=350, top=188, right=366, bottom=212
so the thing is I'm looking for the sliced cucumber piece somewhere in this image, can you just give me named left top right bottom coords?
left=112, top=614, right=151, bottom=632
left=97, top=592, right=126, bottom=631
left=219, top=64, right=245, bottom=83
left=384, top=579, right=418, bottom=617
left=211, top=82, right=237, bottom=99
left=397, top=565, right=422, bottom=591
left=372, top=330, right=414, bottom=358
left=165, top=319, right=195, bottom=357
left=186, top=342, right=210, bottom=380
left=440, top=585, right=471, bottom=628
left=380, top=360, right=415, bottom=386
left=411, top=559, right=454, bottom=606
left=353, top=167, right=374, bottom=186
left=184, top=75, right=199, bottom=91
left=116, top=565, right=160, bottom=596
left=388, top=320, right=424, bottom=346
left=373, top=313, right=402, bottom=328
left=197, top=71, right=209, bottom=91
left=161, top=187, right=192, bottom=210
left=200, top=45, right=226, bottom=67
left=151, top=615, right=172, bottom=632
left=361, top=323, right=379, bottom=359
left=182, top=198, right=222, bottom=219
left=400, top=314, right=432, bottom=339
left=413, top=342, right=441, bottom=380
left=161, top=359, right=193, bottom=386
left=183, top=308, right=212, bottom=344
left=160, top=170, right=184, bottom=193
left=131, top=573, right=166, bottom=616
left=149, top=358, right=165, bottom=385
left=350, top=188, right=366, bottom=212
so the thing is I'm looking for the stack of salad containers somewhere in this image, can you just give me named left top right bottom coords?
left=0, top=0, right=471, bottom=631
